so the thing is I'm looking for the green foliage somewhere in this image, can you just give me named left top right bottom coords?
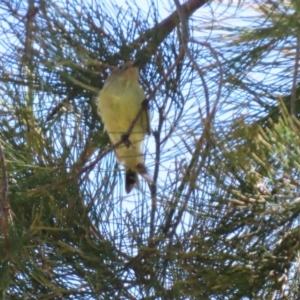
left=0, top=0, right=300, bottom=299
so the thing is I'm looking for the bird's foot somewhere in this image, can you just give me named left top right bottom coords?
left=121, top=133, right=131, bottom=148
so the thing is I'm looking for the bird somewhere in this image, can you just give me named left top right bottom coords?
left=97, top=61, right=152, bottom=193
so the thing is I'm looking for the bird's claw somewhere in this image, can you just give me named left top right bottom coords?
left=121, top=133, right=131, bottom=148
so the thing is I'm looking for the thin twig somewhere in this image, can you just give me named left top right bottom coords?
left=23, top=0, right=37, bottom=65
left=199, top=41, right=224, bottom=119
left=0, top=140, right=8, bottom=211
left=147, top=43, right=185, bottom=241
left=27, top=137, right=125, bottom=195
left=291, top=34, right=300, bottom=116
left=0, top=138, right=10, bottom=252
left=159, top=0, right=223, bottom=238
left=174, top=0, right=210, bottom=116
left=27, top=102, right=148, bottom=195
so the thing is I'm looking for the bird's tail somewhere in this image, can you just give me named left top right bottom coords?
left=125, top=162, right=152, bottom=194
left=125, top=169, right=138, bottom=194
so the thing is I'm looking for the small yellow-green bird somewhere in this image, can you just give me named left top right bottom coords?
left=97, top=61, right=152, bottom=193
